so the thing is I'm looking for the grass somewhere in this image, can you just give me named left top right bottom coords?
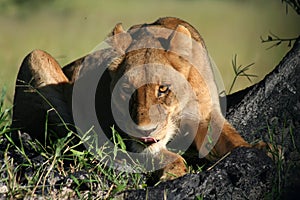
left=0, top=89, right=147, bottom=199
left=0, top=87, right=11, bottom=132
left=228, top=54, right=257, bottom=94
left=264, top=118, right=299, bottom=200
left=1, top=132, right=147, bottom=199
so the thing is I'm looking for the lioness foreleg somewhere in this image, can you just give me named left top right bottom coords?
left=210, top=121, right=250, bottom=159
left=193, top=117, right=250, bottom=161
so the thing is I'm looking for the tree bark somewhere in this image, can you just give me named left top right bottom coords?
left=226, top=37, right=300, bottom=143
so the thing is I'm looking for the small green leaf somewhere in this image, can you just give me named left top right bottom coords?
left=113, top=184, right=126, bottom=193
left=70, top=174, right=80, bottom=186
left=70, top=149, right=85, bottom=156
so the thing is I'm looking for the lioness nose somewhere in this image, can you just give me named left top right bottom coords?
left=142, top=128, right=156, bottom=136
left=136, top=126, right=157, bottom=136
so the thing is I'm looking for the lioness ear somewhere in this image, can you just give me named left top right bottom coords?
left=168, top=25, right=192, bottom=57
left=108, top=23, right=132, bottom=72
left=112, top=23, right=125, bottom=35
left=108, top=23, right=132, bottom=54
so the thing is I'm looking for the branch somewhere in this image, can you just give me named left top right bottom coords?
left=260, top=32, right=298, bottom=50
left=282, top=0, right=300, bottom=14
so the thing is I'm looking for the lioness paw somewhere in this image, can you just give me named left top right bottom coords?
left=159, top=156, right=187, bottom=181
left=252, top=141, right=284, bottom=162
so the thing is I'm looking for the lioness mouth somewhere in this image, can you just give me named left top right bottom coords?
left=137, top=137, right=158, bottom=144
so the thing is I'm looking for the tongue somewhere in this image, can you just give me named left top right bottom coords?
left=139, top=137, right=158, bottom=144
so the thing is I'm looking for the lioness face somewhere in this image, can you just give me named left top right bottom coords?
left=107, top=23, right=203, bottom=153
left=110, top=48, right=194, bottom=153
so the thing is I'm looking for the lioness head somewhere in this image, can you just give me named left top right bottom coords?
left=107, top=21, right=212, bottom=153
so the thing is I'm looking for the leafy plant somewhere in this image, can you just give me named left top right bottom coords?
left=261, top=0, right=299, bottom=50
left=281, top=0, right=300, bottom=14
left=228, top=54, right=257, bottom=94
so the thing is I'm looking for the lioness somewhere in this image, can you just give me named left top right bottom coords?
left=12, top=17, right=257, bottom=181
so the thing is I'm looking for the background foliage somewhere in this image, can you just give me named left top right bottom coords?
left=0, top=0, right=299, bottom=105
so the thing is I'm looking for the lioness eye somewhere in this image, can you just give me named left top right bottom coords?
left=158, top=85, right=170, bottom=95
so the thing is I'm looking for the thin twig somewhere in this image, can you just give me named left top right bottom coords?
left=260, top=32, right=298, bottom=50
left=104, top=184, right=115, bottom=200
left=207, top=151, right=231, bottom=171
